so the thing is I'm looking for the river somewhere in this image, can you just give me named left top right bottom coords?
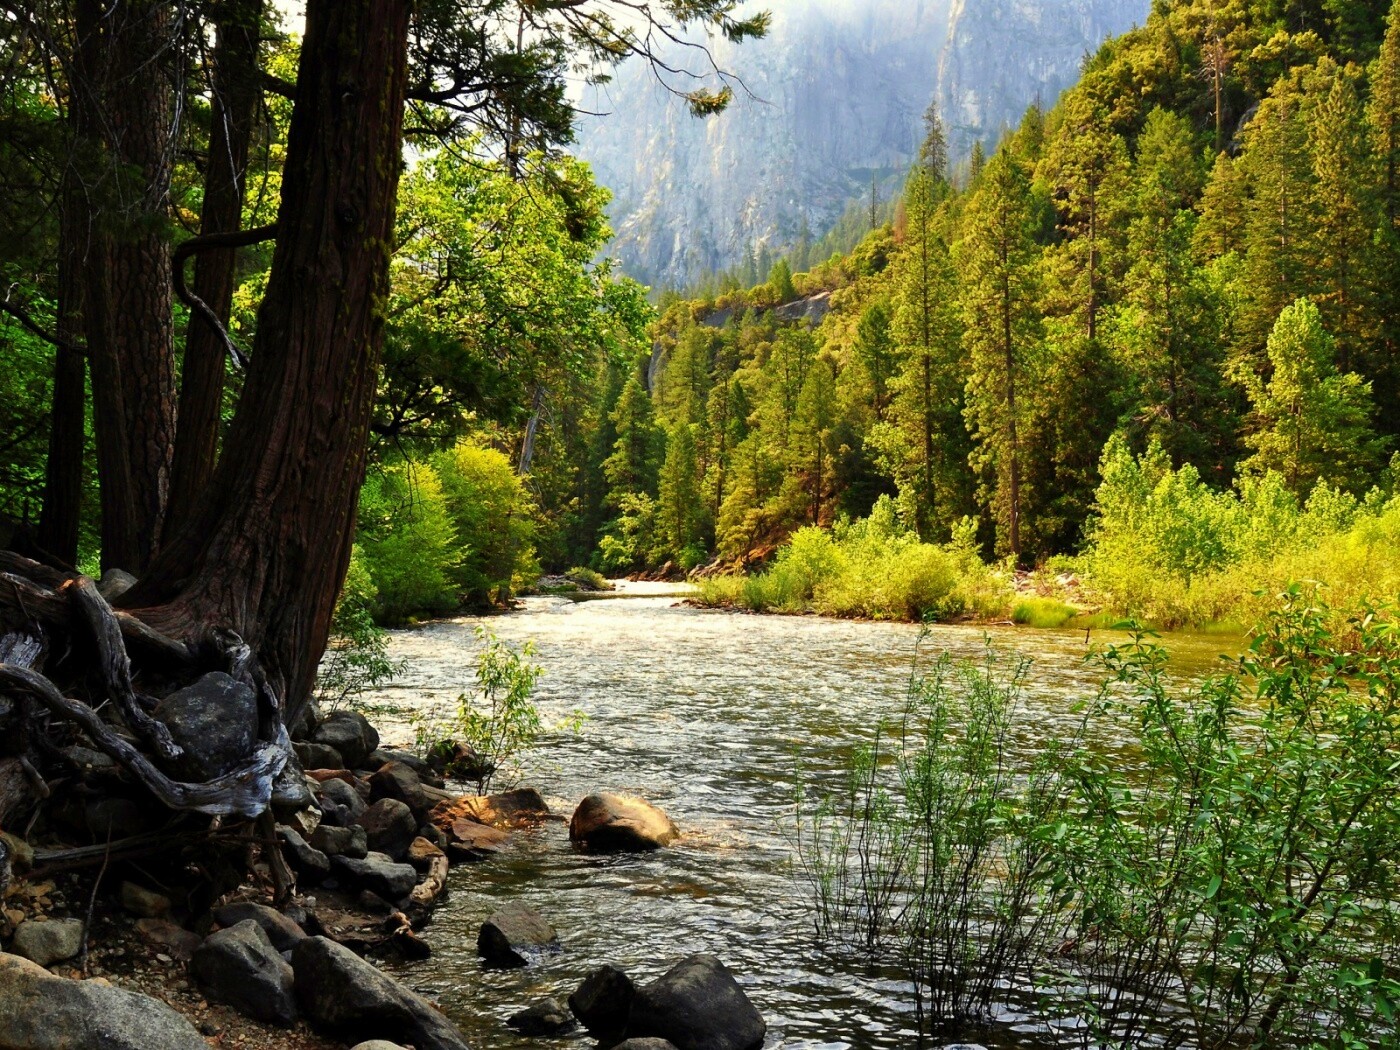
left=360, top=583, right=1234, bottom=1049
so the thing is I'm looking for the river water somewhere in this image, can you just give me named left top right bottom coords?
left=361, top=583, right=1233, bottom=1049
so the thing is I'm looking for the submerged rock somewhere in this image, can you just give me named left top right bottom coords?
left=431, top=787, right=550, bottom=831
left=477, top=903, right=559, bottom=967
left=444, top=820, right=509, bottom=863
left=292, top=936, right=470, bottom=1050
left=569, top=792, right=679, bottom=852
left=507, top=997, right=575, bottom=1036
left=0, top=952, right=207, bottom=1050
left=190, top=919, right=297, bottom=1027
left=626, top=954, right=766, bottom=1050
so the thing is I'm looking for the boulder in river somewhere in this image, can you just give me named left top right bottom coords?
left=154, top=672, right=258, bottom=780
left=292, top=935, right=470, bottom=1050
left=507, top=996, right=576, bottom=1036
left=11, top=918, right=84, bottom=967
left=311, top=711, right=379, bottom=770
left=613, top=1041, right=682, bottom=1050
left=444, top=819, right=509, bottom=863
left=569, top=792, right=679, bottom=852
left=626, top=954, right=766, bottom=1050
left=569, top=963, right=635, bottom=1039
left=190, top=919, right=297, bottom=1026
left=0, top=952, right=208, bottom=1050
left=431, top=787, right=550, bottom=831
left=477, top=903, right=559, bottom=967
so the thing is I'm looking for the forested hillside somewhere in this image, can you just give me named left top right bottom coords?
left=566, top=0, right=1400, bottom=627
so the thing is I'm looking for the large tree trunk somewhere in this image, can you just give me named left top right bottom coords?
left=38, top=129, right=88, bottom=567
left=79, top=0, right=179, bottom=573
left=126, top=0, right=413, bottom=725
left=165, top=0, right=264, bottom=542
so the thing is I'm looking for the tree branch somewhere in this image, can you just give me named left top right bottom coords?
left=172, top=223, right=279, bottom=371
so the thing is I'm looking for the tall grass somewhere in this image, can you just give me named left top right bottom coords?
left=796, top=593, right=1400, bottom=1048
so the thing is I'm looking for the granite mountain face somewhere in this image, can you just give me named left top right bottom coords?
left=573, top=0, right=1148, bottom=289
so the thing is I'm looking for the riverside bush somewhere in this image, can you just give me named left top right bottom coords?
left=316, top=545, right=405, bottom=707
left=798, top=593, right=1400, bottom=1047
left=356, top=460, right=460, bottom=623
left=1082, top=436, right=1400, bottom=627
left=697, top=497, right=1011, bottom=621
left=411, top=627, right=577, bottom=794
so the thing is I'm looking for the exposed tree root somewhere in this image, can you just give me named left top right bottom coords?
left=0, top=553, right=293, bottom=838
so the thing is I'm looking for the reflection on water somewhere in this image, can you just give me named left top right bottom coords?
left=361, top=583, right=1236, bottom=1049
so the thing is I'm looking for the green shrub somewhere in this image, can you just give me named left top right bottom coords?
left=411, top=628, right=579, bottom=794
left=317, top=544, right=405, bottom=707
left=564, top=566, right=610, bottom=590
left=434, top=441, right=540, bottom=605
left=799, top=593, right=1400, bottom=1047
left=1083, top=435, right=1400, bottom=628
left=357, top=461, right=459, bottom=623
left=694, top=497, right=1013, bottom=622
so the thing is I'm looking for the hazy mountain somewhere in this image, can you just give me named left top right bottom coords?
left=573, top=0, right=1148, bottom=290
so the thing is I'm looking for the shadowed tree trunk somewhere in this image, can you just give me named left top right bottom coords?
left=79, top=0, right=179, bottom=573
left=38, top=116, right=89, bottom=567
left=125, top=0, right=413, bottom=725
left=165, top=0, right=264, bottom=541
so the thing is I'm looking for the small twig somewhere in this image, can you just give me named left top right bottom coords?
left=79, top=830, right=112, bottom=977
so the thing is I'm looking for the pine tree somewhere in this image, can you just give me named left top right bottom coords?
left=1038, top=95, right=1132, bottom=340
left=852, top=300, right=897, bottom=420
left=1237, top=78, right=1315, bottom=363
left=769, top=257, right=798, bottom=303
left=792, top=360, right=839, bottom=524
left=1242, top=298, right=1385, bottom=494
left=1305, top=59, right=1381, bottom=374
left=603, top=374, right=663, bottom=504
left=657, top=422, right=704, bottom=559
left=1370, top=0, right=1400, bottom=228
left=1195, top=151, right=1248, bottom=259
left=875, top=167, right=964, bottom=538
left=957, top=147, right=1041, bottom=560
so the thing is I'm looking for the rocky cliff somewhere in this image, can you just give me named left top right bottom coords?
left=573, top=0, right=1147, bottom=289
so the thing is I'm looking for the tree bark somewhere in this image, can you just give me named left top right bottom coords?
left=165, top=0, right=265, bottom=542
left=126, top=0, right=413, bottom=725
left=79, top=0, right=179, bottom=573
left=38, top=164, right=88, bottom=567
